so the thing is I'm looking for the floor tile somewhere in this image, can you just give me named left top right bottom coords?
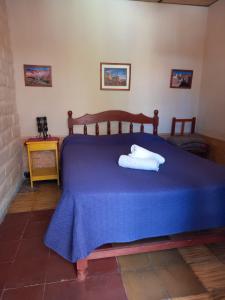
left=172, top=293, right=212, bottom=300
left=3, top=212, right=30, bottom=227
left=148, top=249, right=185, bottom=268
left=44, top=280, right=82, bottom=300
left=155, top=264, right=205, bottom=298
left=118, top=254, right=151, bottom=272
left=49, top=249, right=57, bottom=256
left=18, top=180, right=39, bottom=193
left=16, top=237, right=49, bottom=260
left=30, top=210, right=54, bottom=222
left=2, top=284, right=44, bottom=300
left=88, top=257, right=118, bottom=275
left=7, top=181, right=60, bottom=214
left=207, top=243, right=225, bottom=263
left=178, top=246, right=217, bottom=265
left=190, top=260, right=225, bottom=290
left=41, top=186, right=61, bottom=196
left=83, top=273, right=127, bottom=300
left=0, top=240, right=21, bottom=263
left=12, top=193, right=36, bottom=203
left=4, top=257, right=47, bottom=289
left=0, top=263, right=11, bottom=290
left=121, top=269, right=169, bottom=300
left=0, top=223, right=26, bottom=242
left=32, top=199, right=58, bottom=211
left=44, top=273, right=127, bottom=300
left=8, top=202, right=33, bottom=214
left=210, top=288, right=225, bottom=299
left=8, top=194, right=35, bottom=214
left=35, top=189, right=60, bottom=203
left=36, top=182, right=60, bottom=193
left=23, top=220, right=49, bottom=239
left=45, top=253, right=75, bottom=283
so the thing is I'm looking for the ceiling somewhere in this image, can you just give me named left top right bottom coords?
left=131, top=0, right=218, bottom=7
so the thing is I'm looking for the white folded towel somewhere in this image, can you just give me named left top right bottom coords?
left=129, top=144, right=165, bottom=165
left=118, top=155, right=160, bottom=171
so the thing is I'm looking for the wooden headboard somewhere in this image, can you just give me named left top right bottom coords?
left=67, top=110, right=159, bottom=136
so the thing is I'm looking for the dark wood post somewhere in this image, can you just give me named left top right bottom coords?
left=181, top=121, right=185, bottom=135
left=84, top=124, right=87, bottom=135
left=130, top=122, right=133, bottom=133
left=153, top=110, right=159, bottom=135
left=76, top=259, right=88, bottom=281
left=171, top=117, right=176, bottom=136
left=118, top=121, right=122, bottom=134
left=95, top=123, right=99, bottom=136
left=68, top=111, right=74, bottom=135
left=191, top=117, right=196, bottom=134
left=107, top=121, right=111, bottom=135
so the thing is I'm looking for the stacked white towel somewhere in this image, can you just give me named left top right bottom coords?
left=129, top=144, right=165, bottom=164
left=118, top=144, right=165, bottom=171
left=118, top=155, right=160, bottom=171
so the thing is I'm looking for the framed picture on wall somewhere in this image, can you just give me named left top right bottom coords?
left=170, top=69, right=193, bottom=89
left=100, top=63, right=131, bottom=90
left=24, top=65, right=52, bottom=87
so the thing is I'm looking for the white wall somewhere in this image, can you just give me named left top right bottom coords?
left=6, top=0, right=207, bottom=136
left=197, top=0, right=225, bottom=141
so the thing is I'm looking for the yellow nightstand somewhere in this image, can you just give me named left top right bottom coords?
left=25, top=137, right=60, bottom=188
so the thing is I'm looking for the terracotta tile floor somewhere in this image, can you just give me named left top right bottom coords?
left=0, top=209, right=126, bottom=300
left=1, top=181, right=225, bottom=299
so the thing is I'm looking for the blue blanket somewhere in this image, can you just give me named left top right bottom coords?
left=44, top=133, right=225, bottom=262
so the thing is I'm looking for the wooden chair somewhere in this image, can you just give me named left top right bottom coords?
left=171, top=117, right=196, bottom=136
left=168, top=117, right=209, bottom=158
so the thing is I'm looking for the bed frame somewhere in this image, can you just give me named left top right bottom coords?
left=67, top=109, right=159, bottom=135
left=67, top=109, right=225, bottom=281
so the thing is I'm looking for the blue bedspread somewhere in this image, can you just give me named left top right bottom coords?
left=44, top=133, right=225, bottom=262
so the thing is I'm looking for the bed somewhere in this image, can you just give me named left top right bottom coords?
left=44, top=109, right=225, bottom=281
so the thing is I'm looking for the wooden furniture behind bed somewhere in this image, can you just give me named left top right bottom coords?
left=66, top=109, right=225, bottom=282
left=171, top=117, right=196, bottom=136
left=68, top=109, right=159, bottom=136
left=168, top=117, right=210, bottom=158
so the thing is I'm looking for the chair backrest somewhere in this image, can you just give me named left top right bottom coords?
left=171, top=117, right=196, bottom=136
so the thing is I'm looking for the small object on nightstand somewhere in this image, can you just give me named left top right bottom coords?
left=36, top=116, right=48, bottom=139
left=167, top=117, right=210, bottom=158
left=25, top=137, right=60, bottom=188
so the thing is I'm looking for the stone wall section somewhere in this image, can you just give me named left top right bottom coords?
left=0, top=0, right=22, bottom=222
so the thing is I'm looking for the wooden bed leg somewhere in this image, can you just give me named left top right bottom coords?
left=76, top=259, right=88, bottom=281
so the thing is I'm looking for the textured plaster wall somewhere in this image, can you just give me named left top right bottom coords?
left=0, top=0, right=22, bottom=222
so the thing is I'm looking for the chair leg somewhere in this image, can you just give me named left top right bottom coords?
left=76, top=259, right=88, bottom=281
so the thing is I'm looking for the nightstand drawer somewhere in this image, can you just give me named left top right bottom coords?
left=27, top=141, right=58, bottom=151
